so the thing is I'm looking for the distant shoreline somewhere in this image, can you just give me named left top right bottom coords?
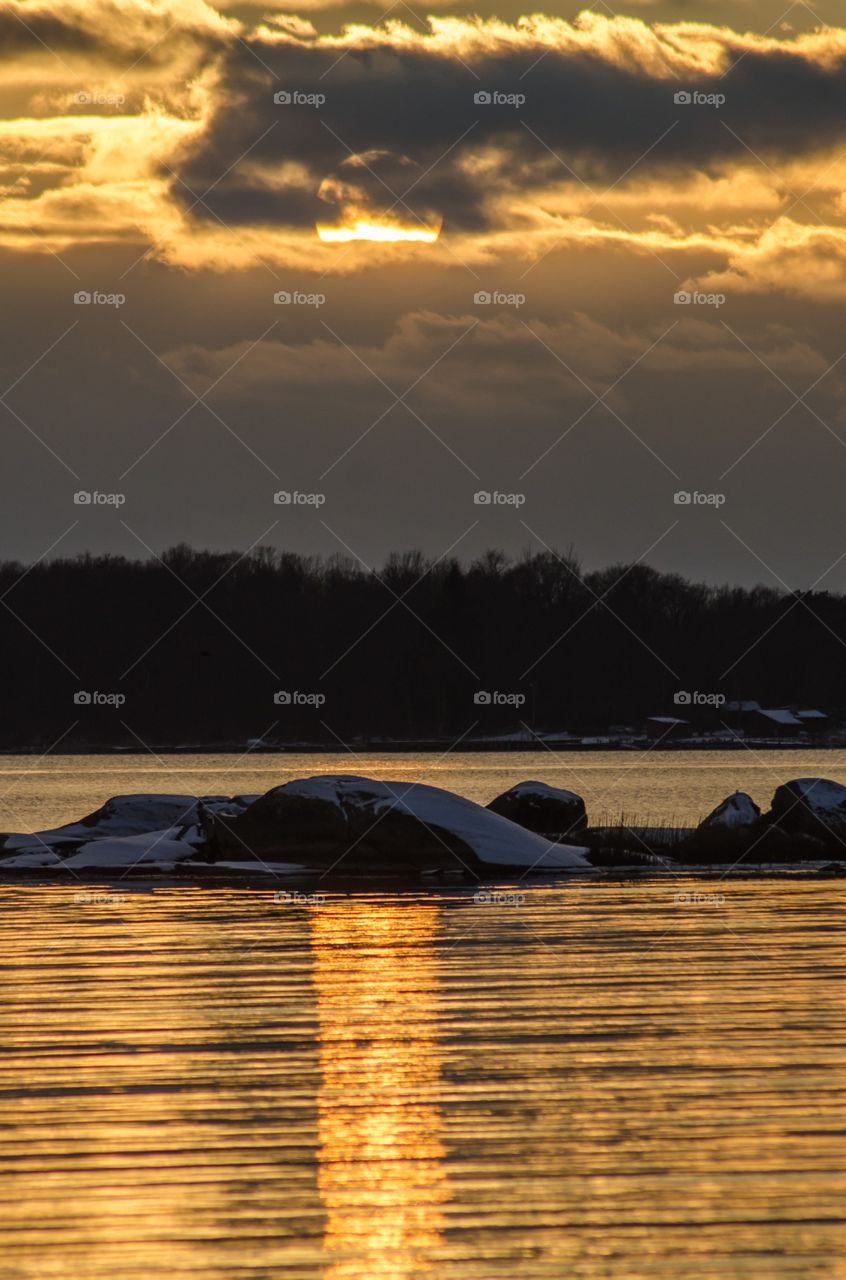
left=1, top=739, right=845, bottom=757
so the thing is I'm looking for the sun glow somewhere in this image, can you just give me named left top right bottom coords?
left=316, top=220, right=441, bottom=243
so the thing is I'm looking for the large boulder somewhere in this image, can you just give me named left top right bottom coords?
left=699, top=792, right=761, bottom=830
left=768, top=778, right=846, bottom=842
left=487, top=781, right=587, bottom=836
left=203, top=775, right=590, bottom=873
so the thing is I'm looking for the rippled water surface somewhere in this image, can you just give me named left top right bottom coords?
left=2, top=877, right=845, bottom=1279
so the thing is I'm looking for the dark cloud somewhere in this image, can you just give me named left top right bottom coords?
left=170, top=22, right=846, bottom=230
left=0, top=0, right=232, bottom=66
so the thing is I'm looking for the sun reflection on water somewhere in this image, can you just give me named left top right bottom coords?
left=310, top=901, right=449, bottom=1278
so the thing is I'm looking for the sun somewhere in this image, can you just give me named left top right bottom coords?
left=316, top=219, right=441, bottom=244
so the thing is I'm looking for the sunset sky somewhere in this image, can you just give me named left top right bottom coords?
left=2, top=0, right=845, bottom=586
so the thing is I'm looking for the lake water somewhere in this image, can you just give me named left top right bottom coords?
left=1, top=755, right=845, bottom=1278
left=1, top=878, right=844, bottom=1279
left=2, top=748, right=846, bottom=832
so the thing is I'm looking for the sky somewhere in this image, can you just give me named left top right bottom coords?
left=1, top=0, right=845, bottom=588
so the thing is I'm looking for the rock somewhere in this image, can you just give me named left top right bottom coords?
left=768, top=778, right=846, bottom=842
left=62, top=831, right=199, bottom=870
left=699, top=792, right=761, bottom=830
left=204, top=775, right=590, bottom=873
left=486, top=781, right=587, bottom=836
left=0, top=794, right=201, bottom=854
left=0, top=849, right=64, bottom=869
left=0, top=794, right=263, bottom=862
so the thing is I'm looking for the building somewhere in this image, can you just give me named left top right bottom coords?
left=644, top=715, right=690, bottom=740
left=745, top=708, right=803, bottom=738
left=725, top=699, right=761, bottom=716
left=796, top=709, right=830, bottom=735
left=726, top=701, right=830, bottom=739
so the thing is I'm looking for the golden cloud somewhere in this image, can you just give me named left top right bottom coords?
left=0, top=3, right=845, bottom=294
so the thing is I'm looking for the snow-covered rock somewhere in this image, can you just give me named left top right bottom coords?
left=204, top=775, right=590, bottom=872
left=486, top=780, right=587, bottom=835
left=0, top=794, right=201, bottom=853
left=63, top=829, right=198, bottom=869
left=0, top=849, right=64, bottom=869
left=0, top=794, right=259, bottom=861
left=699, top=792, right=761, bottom=830
left=768, top=778, right=846, bottom=840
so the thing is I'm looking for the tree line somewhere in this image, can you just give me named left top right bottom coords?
left=0, top=543, right=842, bottom=749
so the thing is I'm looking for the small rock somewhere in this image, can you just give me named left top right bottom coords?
left=699, top=792, right=761, bottom=830
left=486, top=781, right=587, bottom=835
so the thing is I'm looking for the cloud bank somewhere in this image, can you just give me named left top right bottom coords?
left=1, top=1, right=846, bottom=292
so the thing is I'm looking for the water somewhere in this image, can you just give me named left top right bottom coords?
left=2, top=755, right=845, bottom=1277
left=2, top=748, right=846, bottom=833
left=1, top=879, right=844, bottom=1278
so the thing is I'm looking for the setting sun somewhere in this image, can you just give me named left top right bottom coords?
left=316, top=220, right=441, bottom=243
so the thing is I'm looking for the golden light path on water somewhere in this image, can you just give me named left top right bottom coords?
left=312, top=903, right=448, bottom=1277
left=0, top=879, right=845, bottom=1278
